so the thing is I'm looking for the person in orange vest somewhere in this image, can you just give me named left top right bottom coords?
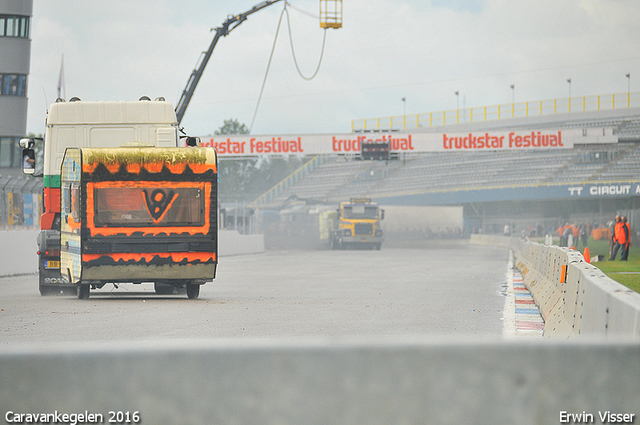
left=571, top=224, right=580, bottom=247
left=610, top=216, right=627, bottom=261
left=557, top=224, right=565, bottom=245
left=557, top=222, right=570, bottom=246
left=621, top=216, right=631, bottom=261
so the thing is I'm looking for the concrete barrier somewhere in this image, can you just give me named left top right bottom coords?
left=1, top=339, right=639, bottom=425
left=0, top=230, right=265, bottom=277
left=0, top=229, right=39, bottom=276
left=470, top=234, right=640, bottom=339
left=219, top=230, right=265, bottom=257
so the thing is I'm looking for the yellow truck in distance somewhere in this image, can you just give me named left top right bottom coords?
left=325, top=198, right=384, bottom=250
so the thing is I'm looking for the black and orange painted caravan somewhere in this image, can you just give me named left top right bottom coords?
left=60, top=145, right=217, bottom=299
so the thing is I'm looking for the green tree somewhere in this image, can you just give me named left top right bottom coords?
left=215, top=119, right=249, bottom=136
left=214, top=119, right=313, bottom=203
left=215, top=119, right=256, bottom=202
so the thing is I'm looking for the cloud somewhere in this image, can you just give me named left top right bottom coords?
left=26, top=0, right=640, bottom=137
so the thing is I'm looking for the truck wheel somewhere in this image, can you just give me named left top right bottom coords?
left=77, top=284, right=90, bottom=300
left=186, top=281, right=200, bottom=299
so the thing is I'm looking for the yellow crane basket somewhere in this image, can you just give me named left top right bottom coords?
left=320, top=0, right=342, bottom=29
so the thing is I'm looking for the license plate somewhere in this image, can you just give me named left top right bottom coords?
left=44, top=261, right=60, bottom=269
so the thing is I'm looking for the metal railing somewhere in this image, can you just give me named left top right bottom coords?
left=352, top=91, right=640, bottom=132
left=250, top=155, right=328, bottom=207
left=0, top=175, right=43, bottom=229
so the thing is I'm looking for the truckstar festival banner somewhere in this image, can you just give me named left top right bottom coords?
left=195, top=129, right=612, bottom=157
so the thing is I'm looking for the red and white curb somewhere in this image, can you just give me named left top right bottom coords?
left=503, top=251, right=544, bottom=338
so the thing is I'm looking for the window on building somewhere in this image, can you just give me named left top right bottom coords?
left=0, top=137, right=22, bottom=168
left=0, top=74, right=27, bottom=96
left=13, top=139, right=21, bottom=167
left=0, top=15, right=30, bottom=38
left=0, top=137, right=14, bottom=167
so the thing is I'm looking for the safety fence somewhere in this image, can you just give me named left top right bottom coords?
left=352, top=91, right=640, bottom=131
left=0, top=175, right=43, bottom=230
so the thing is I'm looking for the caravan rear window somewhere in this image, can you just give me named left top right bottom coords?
left=92, top=184, right=205, bottom=227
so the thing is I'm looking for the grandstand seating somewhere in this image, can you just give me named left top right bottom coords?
left=257, top=113, right=640, bottom=206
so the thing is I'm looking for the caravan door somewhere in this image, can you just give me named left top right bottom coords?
left=60, top=148, right=83, bottom=284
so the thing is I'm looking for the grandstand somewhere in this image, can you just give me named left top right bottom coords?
left=252, top=105, right=640, bottom=236
left=255, top=108, right=640, bottom=204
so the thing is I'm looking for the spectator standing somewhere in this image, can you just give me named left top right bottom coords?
left=563, top=225, right=573, bottom=248
left=610, top=215, right=620, bottom=259
left=580, top=224, right=588, bottom=248
left=610, top=216, right=626, bottom=261
left=571, top=224, right=580, bottom=247
left=557, top=224, right=565, bottom=246
left=621, top=216, right=631, bottom=261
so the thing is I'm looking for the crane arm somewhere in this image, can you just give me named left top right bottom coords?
left=175, top=0, right=284, bottom=125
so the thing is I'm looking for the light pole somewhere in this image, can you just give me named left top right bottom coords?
left=567, top=78, right=572, bottom=112
left=510, top=84, right=515, bottom=117
left=401, top=97, right=406, bottom=129
left=455, top=91, right=459, bottom=123
left=626, top=73, right=631, bottom=107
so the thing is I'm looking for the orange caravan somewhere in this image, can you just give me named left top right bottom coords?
left=59, top=145, right=218, bottom=299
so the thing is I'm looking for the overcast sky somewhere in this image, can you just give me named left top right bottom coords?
left=27, top=0, right=640, bottom=137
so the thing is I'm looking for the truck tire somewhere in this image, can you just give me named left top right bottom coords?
left=186, top=281, right=200, bottom=299
left=77, top=284, right=90, bottom=300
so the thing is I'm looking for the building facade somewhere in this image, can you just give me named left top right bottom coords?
left=0, top=0, right=32, bottom=171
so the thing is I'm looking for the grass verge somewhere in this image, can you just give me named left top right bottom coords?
left=567, top=238, right=640, bottom=293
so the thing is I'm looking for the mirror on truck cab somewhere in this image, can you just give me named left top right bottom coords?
left=19, top=138, right=43, bottom=176
left=184, top=136, right=201, bottom=147
left=380, top=209, right=385, bottom=220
